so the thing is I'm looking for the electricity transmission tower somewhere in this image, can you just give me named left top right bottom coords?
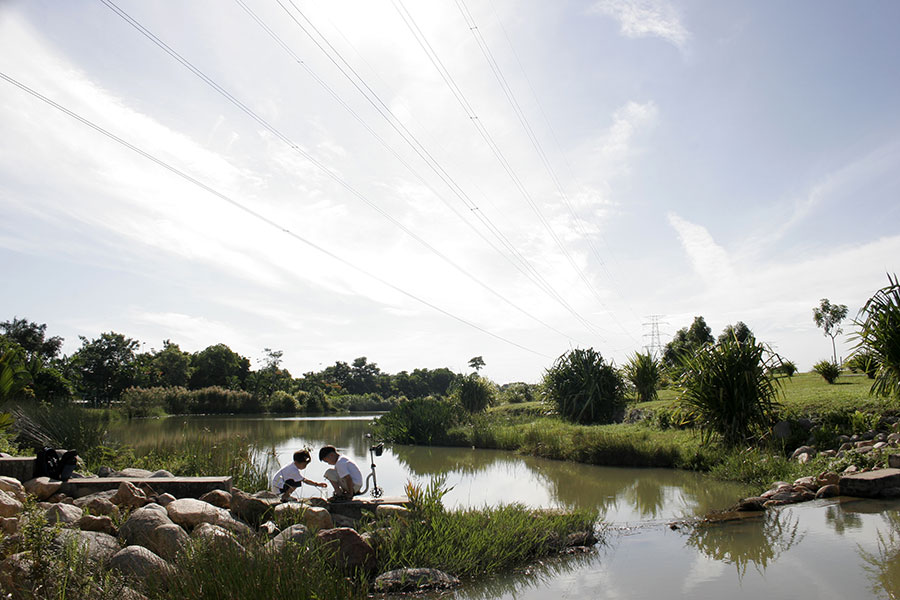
left=642, top=315, right=666, bottom=359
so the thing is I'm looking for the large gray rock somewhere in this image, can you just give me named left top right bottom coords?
left=889, top=454, right=900, bottom=469
left=119, top=504, right=175, bottom=549
left=816, top=484, right=840, bottom=499
left=1, top=516, right=18, bottom=534
left=149, top=470, right=174, bottom=478
left=109, top=545, right=171, bottom=579
left=192, top=523, right=245, bottom=554
left=54, top=529, right=121, bottom=564
left=24, top=477, right=61, bottom=501
left=0, top=476, right=26, bottom=502
left=73, top=489, right=117, bottom=508
left=773, top=420, right=792, bottom=440
left=166, top=498, right=224, bottom=529
left=268, top=524, right=309, bottom=551
left=117, top=468, right=154, bottom=478
left=111, top=481, right=149, bottom=509
left=791, top=446, right=816, bottom=460
left=149, top=523, right=190, bottom=561
left=841, top=468, right=900, bottom=498
left=0, top=489, right=24, bottom=517
left=77, top=514, right=117, bottom=536
left=45, top=502, right=82, bottom=525
left=199, top=489, right=231, bottom=509
left=79, top=496, right=119, bottom=518
left=230, top=489, right=279, bottom=525
left=374, top=568, right=460, bottom=593
left=316, top=527, right=376, bottom=571
left=274, top=503, right=333, bottom=530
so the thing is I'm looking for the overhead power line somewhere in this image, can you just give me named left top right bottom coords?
left=98, top=0, right=582, bottom=343
left=0, top=70, right=551, bottom=358
left=270, top=0, right=605, bottom=338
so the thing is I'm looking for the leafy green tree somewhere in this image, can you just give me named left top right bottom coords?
left=72, top=331, right=140, bottom=406
left=663, top=316, right=714, bottom=369
left=623, top=351, right=661, bottom=403
left=247, top=348, right=293, bottom=398
left=813, top=298, right=849, bottom=364
left=853, top=273, right=900, bottom=398
left=321, top=360, right=352, bottom=394
left=147, top=340, right=192, bottom=388
left=0, top=341, right=32, bottom=402
left=718, top=321, right=753, bottom=345
left=678, top=334, right=782, bottom=445
left=468, top=356, right=485, bottom=372
left=189, top=344, right=250, bottom=390
left=543, top=348, right=626, bottom=425
left=0, top=317, right=63, bottom=362
left=348, top=356, right=380, bottom=394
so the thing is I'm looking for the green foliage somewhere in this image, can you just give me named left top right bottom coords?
left=374, top=478, right=595, bottom=578
left=813, top=298, right=849, bottom=364
left=623, top=351, right=661, bottom=403
left=328, top=393, right=399, bottom=412
left=854, top=273, right=900, bottom=398
left=72, top=331, right=140, bottom=406
left=268, top=390, right=299, bottom=413
left=663, top=316, right=714, bottom=370
left=189, top=343, right=251, bottom=390
left=813, top=360, right=841, bottom=384
left=717, top=321, right=753, bottom=345
left=374, top=397, right=461, bottom=445
left=139, top=340, right=192, bottom=388
left=468, top=355, right=485, bottom=372
left=0, top=342, right=32, bottom=402
left=455, top=373, right=496, bottom=413
left=543, top=348, right=626, bottom=425
left=846, top=351, right=880, bottom=379
left=775, top=360, right=797, bottom=377
left=498, top=382, right=534, bottom=404
left=0, top=317, right=63, bottom=362
left=677, top=335, right=782, bottom=446
left=10, top=402, right=111, bottom=452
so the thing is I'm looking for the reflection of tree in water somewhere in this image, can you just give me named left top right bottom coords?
left=860, top=510, right=900, bottom=599
left=422, top=550, right=597, bottom=600
left=825, top=503, right=865, bottom=535
left=109, top=415, right=377, bottom=460
left=685, top=510, right=804, bottom=578
left=392, top=445, right=525, bottom=478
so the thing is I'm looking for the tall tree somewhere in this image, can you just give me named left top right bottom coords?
left=468, top=356, right=485, bottom=372
left=72, top=331, right=139, bottom=406
left=813, top=298, right=848, bottom=364
left=0, top=317, right=63, bottom=362
left=663, top=316, right=714, bottom=368
left=189, top=344, right=250, bottom=390
left=718, top=321, right=753, bottom=345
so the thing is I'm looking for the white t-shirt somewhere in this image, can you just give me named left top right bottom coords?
left=270, top=462, right=307, bottom=494
left=336, top=455, right=363, bottom=490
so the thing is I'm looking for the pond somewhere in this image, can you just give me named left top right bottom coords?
left=108, top=414, right=900, bottom=599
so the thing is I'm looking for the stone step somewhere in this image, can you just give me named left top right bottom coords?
left=839, top=468, right=900, bottom=498
left=59, top=476, right=232, bottom=499
left=0, top=456, right=36, bottom=482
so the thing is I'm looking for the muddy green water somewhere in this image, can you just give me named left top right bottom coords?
left=109, top=415, right=900, bottom=599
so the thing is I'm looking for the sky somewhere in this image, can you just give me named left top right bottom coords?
left=1, top=0, right=899, bottom=384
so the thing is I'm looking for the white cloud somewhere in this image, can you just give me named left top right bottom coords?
left=667, top=213, right=736, bottom=289
left=589, top=0, right=691, bottom=50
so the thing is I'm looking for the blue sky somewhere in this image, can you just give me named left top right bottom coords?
left=1, top=0, right=898, bottom=383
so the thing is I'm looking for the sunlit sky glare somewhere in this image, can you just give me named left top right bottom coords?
left=1, top=0, right=899, bottom=383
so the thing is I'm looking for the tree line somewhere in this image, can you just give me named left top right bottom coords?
left=0, top=317, right=459, bottom=413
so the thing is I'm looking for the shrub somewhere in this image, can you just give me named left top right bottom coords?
left=455, top=374, right=495, bottom=413
left=623, top=351, right=661, bottom=403
left=677, top=335, right=782, bottom=446
left=777, top=360, right=797, bottom=377
left=854, top=273, right=900, bottom=398
left=374, top=397, right=460, bottom=445
left=542, top=348, right=626, bottom=425
left=121, top=386, right=167, bottom=418
left=10, top=403, right=110, bottom=452
left=269, top=390, right=299, bottom=413
left=846, top=352, right=880, bottom=379
left=813, top=360, right=841, bottom=384
left=499, top=382, right=534, bottom=404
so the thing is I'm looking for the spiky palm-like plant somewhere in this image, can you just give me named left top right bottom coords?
left=543, top=348, right=626, bottom=425
left=677, top=335, right=782, bottom=446
left=623, top=351, right=661, bottom=403
left=854, top=273, right=900, bottom=398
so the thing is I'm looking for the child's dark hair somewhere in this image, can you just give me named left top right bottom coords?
left=293, top=450, right=311, bottom=464
left=318, top=445, right=337, bottom=461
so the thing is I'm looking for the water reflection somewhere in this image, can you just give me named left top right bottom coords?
left=684, top=511, right=804, bottom=578
left=825, top=503, right=865, bottom=535
left=861, top=511, right=900, bottom=599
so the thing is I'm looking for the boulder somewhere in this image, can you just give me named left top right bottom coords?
left=332, top=513, right=357, bottom=528
left=46, top=493, right=74, bottom=504
left=736, top=497, right=767, bottom=512
left=111, top=481, right=149, bottom=509
left=816, top=484, right=840, bottom=499
left=119, top=504, right=175, bottom=549
left=268, top=524, right=309, bottom=551
left=258, top=520, right=279, bottom=539
left=817, top=472, right=841, bottom=486
left=0, top=489, right=24, bottom=517
left=109, top=545, right=171, bottom=580
left=117, top=468, right=154, bottom=478
left=192, top=523, right=245, bottom=554
left=790, top=446, right=816, bottom=460
left=156, top=493, right=176, bottom=506
left=166, top=498, right=251, bottom=536
left=888, top=433, right=900, bottom=445
left=149, top=470, right=174, bottom=478
left=793, top=476, right=818, bottom=490
left=889, top=455, right=900, bottom=469
left=148, top=523, right=189, bottom=561
left=0, top=476, right=26, bottom=502
left=199, top=489, right=231, bottom=509
left=1, top=517, right=17, bottom=534
left=273, top=503, right=333, bottom=530
left=316, top=527, right=376, bottom=571
left=23, top=477, right=61, bottom=501
left=73, top=490, right=117, bottom=507
left=81, top=496, right=119, bottom=518
left=843, top=465, right=859, bottom=474
left=77, top=514, right=117, bottom=536
left=46, top=502, right=82, bottom=525
left=230, top=489, right=279, bottom=526
left=796, top=452, right=811, bottom=464
left=375, top=504, right=410, bottom=519
left=874, top=442, right=889, bottom=450
left=54, top=529, right=121, bottom=564
left=773, top=420, right=792, bottom=440
left=374, top=568, right=460, bottom=593
left=566, top=530, right=598, bottom=547
left=0, top=552, right=34, bottom=595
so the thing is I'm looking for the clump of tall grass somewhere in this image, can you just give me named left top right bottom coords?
left=813, top=360, right=841, bottom=384
left=677, top=335, right=783, bottom=446
left=374, top=397, right=461, bottom=445
left=9, top=402, right=112, bottom=452
left=455, top=374, right=496, bottom=413
left=372, top=478, right=596, bottom=578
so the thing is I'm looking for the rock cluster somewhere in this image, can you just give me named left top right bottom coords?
left=0, top=473, right=464, bottom=594
left=734, top=472, right=842, bottom=512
